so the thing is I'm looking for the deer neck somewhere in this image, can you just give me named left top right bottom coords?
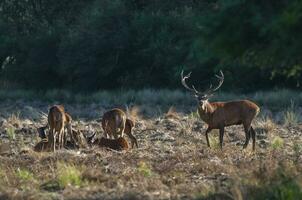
left=198, top=100, right=214, bottom=124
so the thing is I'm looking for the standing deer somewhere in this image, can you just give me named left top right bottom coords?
left=48, top=105, right=69, bottom=151
left=101, top=108, right=138, bottom=148
left=181, top=70, right=260, bottom=150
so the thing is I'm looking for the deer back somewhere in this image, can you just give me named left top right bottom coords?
left=48, top=105, right=66, bottom=131
left=202, top=100, right=260, bottom=128
left=101, top=108, right=127, bottom=136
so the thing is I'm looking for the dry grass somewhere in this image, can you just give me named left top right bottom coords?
left=0, top=100, right=301, bottom=199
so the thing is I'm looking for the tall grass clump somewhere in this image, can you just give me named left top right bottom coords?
left=271, top=136, right=284, bottom=150
left=251, top=175, right=302, bottom=200
left=283, top=101, right=300, bottom=126
left=57, top=162, right=83, bottom=188
left=137, top=161, right=152, bottom=177
left=6, top=126, right=16, bottom=141
left=209, top=134, right=220, bottom=150
left=16, top=168, right=35, bottom=182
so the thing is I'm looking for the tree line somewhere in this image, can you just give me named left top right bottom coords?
left=0, top=0, right=301, bottom=92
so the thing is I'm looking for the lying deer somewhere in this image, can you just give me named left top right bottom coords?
left=181, top=70, right=260, bottom=150
left=101, top=108, right=138, bottom=148
left=87, top=136, right=129, bottom=151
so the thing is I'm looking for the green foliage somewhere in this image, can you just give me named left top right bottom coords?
left=137, top=161, right=152, bottom=177
left=209, top=134, right=220, bottom=150
left=7, top=126, right=16, bottom=141
left=271, top=136, right=284, bottom=150
left=57, top=162, right=83, bottom=188
left=0, top=0, right=302, bottom=91
left=16, top=168, right=35, bottom=182
left=252, top=176, right=302, bottom=200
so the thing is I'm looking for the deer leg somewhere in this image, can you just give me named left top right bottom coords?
left=58, top=131, right=62, bottom=149
left=61, top=129, right=65, bottom=149
left=243, top=124, right=251, bottom=149
left=251, top=126, right=256, bottom=151
left=126, top=132, right=138, bottom=148
left=219, top=127, right=225, bottom=150
left=58, top=131, right=61, bottom=149
left=205, top=128, right=212, bottom=147
left=53, top=131, right=57, bottom=152
left=64, top=130, right=67, bottom=147
left=116, top=126, right=125, bottom=139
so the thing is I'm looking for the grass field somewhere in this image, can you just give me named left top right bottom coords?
left=0, top=89, right=301, bottom=199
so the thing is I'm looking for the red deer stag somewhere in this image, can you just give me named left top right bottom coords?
left=102, top=108, right=138, bottom=148
left=181, top=70, right=260, bottom=150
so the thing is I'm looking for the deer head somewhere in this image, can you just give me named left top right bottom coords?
left=181, top=70, right=224, bottom=106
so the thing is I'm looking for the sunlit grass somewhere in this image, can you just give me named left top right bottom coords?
left=57, top=162, right=84, bottom=188
left=271, top=136, right=284, bottom=150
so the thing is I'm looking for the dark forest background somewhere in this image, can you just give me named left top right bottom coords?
left=0, top=0, right=301, bottom=92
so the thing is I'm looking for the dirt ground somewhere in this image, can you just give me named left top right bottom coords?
left=0, top=101, right=301, bottom=200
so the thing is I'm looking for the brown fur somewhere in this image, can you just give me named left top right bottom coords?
left=124, top=118, right=138, bottom=148
left=102, top=108, right=138, bottom=148
left=64, top=112, right=73, bottom=145
left=93, top=137, right=129, bottom=151
left=198, top=99, right=260, bottom=150
left=48, top=105, right=67, bottom=152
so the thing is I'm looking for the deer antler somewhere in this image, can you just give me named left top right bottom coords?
left=181, top=70, right=199, bottom=94
left=181, top=70, right=224, bottom=98
left=204, top=70, right=224, bottom=95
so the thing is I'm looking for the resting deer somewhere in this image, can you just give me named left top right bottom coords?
left=48, top=105, right=72, bottom=151
left=101, top=108, right=138, bottom=148
left=181, top=70, right=260, bottom=150
left=88, top=136, right=129, bottom=151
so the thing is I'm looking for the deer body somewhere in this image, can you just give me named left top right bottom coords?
left=92, top=137, right=129, bottom=151
left=181, top=70, right=260, bottom=150
left=48, top=105, right=67, bottom=152
left=198, top=100, right=259, bottom=128
left=102, top=108, right=138, bottom=148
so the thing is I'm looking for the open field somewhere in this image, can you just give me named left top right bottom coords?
left=0, top=90, right=301, bottom=199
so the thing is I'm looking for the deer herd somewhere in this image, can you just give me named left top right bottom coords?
left=34, top=70, right=260, bottom=152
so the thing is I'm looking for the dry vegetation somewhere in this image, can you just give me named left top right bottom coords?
left=0, top=91, right=301, bottom=199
